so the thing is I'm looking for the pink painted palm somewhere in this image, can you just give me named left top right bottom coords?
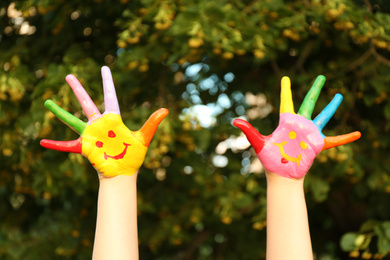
left=233, top=76, right=361, bottom=179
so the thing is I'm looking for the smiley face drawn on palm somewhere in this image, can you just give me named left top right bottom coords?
left=80, top=113, right=150, bottom=177
left=40, top=66, right=168, bottom=177
left=257, top=113, right=324, bottom=178
left=233, top=76, right=361, bottom=179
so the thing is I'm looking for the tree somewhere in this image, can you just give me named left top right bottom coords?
left=1, top=0, right=390, bottom=259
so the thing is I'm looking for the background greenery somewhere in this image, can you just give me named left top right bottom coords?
left=1, top=0, right=390, bottom=259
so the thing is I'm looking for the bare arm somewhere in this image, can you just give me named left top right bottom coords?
left=266, top=172, right=312, bottom=260
left=233, top=75, right=360, bottom=259
left=92, top=174, right=139, bottom=260
left=40, top=66, right=168, bottom=260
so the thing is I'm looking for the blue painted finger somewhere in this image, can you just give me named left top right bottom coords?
left=313, top=93, right=343, bottom=133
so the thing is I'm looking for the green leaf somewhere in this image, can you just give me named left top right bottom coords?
left=307, top=175, right=330, bottom=202
left=340, top=232, right=358, bottom=252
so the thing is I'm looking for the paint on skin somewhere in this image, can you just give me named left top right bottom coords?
left=104, top=142, right=131, bottom=160
left=258, top=113, right=324, bottom=179
left=81, top=113, right=148, bottom=177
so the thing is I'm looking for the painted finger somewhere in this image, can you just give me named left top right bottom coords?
left=44, top=100, right=87, bottom=134
left=280, top=76, right=295, bottom=115
left=66, top=74, right=102, bottom=122
left=40, top=137, right=82, bottom=154
left=298, top=75, right=326, bottom=119
left=322, top=131, right=361, bottom=151
left=138, top=108, right=169, bottom=147
left=101, top=66, right=120, bottom=115
left=232, top=119, right=269, bottom=154
left=313, top=93, right=343, bottom=133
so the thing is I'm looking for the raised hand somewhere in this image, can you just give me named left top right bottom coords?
left=233, top=76, right=361, bottom=179
left=40, top=66, right=169, bottom=178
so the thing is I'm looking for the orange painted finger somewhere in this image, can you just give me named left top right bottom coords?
left=322, top=131, right=361, bottom=151
left=138, top=108, right=169, bottom=147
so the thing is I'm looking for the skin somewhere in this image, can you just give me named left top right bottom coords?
left=92, top=174, right=139, bottom=260
left=40, top=67, right=168, bottom=259
left=233, top=75, right=361, bottom=259
left=266, top=172, right=312, bottom=260
left=42, top=72, right=360, bottom=259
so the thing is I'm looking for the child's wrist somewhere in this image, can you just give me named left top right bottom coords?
left=265, top=171, right=305, bottom=186
left=98, top=171, right=138, bottom=183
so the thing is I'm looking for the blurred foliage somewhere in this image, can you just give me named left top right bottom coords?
left=1, top=0, right=390, bottom=259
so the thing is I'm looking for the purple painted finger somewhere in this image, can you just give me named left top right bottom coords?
left=101, top=66, right=121, bottom=115
left=66, top=74, right=102, bottom=122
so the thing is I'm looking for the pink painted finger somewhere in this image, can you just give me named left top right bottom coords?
left=66, top=74, right=102, bottom=122
left=101, top=66, right=120, bottom=115
left=40, top=138, right=82, bottom=154
left=232, top=119, right=269, bottom=154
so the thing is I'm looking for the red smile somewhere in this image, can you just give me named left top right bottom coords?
left=104, top=142, right=131, bottom=160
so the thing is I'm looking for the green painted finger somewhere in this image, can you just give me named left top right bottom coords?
left=298, top=75, right=326, bottom=119
left=45, top=100, right=87, bottom=134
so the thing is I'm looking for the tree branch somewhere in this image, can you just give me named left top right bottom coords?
left=344, top=48, right=372, bottom=72
left=289, top=40, right=315, bottom=74
left=176, top=230, right=211, bottom=260
left=270, top=60, right=282, bottom=79
left=370, top=42, right=390, bottom=67
left=363, top=0, right=373, bottom=13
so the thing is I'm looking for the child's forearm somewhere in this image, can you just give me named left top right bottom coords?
left=266, top=172, right=313, bottom=260
left=92, top=174, right=139, bottom=260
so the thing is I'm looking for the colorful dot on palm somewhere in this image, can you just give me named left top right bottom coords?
left=233, top=75, right=361, bottom=179
left=108, top=130, right=116, bottom=138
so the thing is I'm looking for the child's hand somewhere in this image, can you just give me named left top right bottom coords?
left=233, top=76, right=360, bottom=179
left=40, top=66, right=168, bottom=178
